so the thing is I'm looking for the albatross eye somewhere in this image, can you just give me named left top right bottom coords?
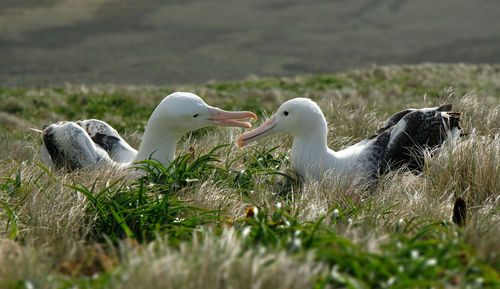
left=193, top=114, right=199, bottom=118
left=283, top=111, right=289, bottom=116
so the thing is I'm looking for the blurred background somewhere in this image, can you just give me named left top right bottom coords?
left=1, top=0, right=499, bottom=87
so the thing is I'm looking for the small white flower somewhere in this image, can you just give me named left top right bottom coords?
left=25, top=281, right=34, bottom=289
left=425, top=258, right=437, bottom=267
left=332, top=209, right=339, bottom=219
left=291, top=237, right=302, bottom=250
left=411, top=250, right=419, bottom=260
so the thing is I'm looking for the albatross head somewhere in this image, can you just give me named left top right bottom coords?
left=237, top=97, right=327, bottom=147
left=149, top=92, right=257, bottom=134
left=135, top=92, right=257, bottom=165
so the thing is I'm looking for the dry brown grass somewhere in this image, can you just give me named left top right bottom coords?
left=111, top=230, right=323, bottom=289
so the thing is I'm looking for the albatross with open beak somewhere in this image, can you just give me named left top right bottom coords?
left=42, top=92, right=257, bottom=171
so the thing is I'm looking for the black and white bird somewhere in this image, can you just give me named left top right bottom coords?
left=237, top=98, right=462, bottom=183
left=41, top=92, right=256, bottom=171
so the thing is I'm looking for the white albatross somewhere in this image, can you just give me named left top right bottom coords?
left=41, top=92, right=257, bottom=171
left=237, top=98, right=463, bottom=183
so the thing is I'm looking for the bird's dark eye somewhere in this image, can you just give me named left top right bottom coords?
left=283, top=111, right=289, bottom=116
left=193, top=114, right=199, bottom=118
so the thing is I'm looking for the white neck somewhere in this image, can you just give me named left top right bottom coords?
left=291, top=129, right=329, bottom=156
left=132, top=124, right=181, bottom=168
left=290, top=125, right=329, bottom=179
left=290, top=126, right=367, bottom=180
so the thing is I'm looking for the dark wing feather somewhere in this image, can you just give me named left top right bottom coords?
left=43, top=126, right=68, bottom=170
left=377, top=104, right=452, bottom=134
left=436, top=103, right=453, bottom=112
left=77, top=119, right=136, bottom=162
left=379, top=108, right=461, bottom=174
left=42, top=122, right=110, bottom=171
left=359, top=129, right=392, bottom=182
left=377, top=109, right=414, bottom=134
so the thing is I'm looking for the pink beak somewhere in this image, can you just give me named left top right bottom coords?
left=207, top=106, right=257, bottom=129
left=237, top=115, right=277, bottom=147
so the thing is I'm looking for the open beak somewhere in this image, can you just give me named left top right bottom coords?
left=207, top=106, right=257, bottom=129
left=237, top=115, right=277, bottom=147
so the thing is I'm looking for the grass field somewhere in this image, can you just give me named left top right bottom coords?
left=1, top=63, right=500, bottom=288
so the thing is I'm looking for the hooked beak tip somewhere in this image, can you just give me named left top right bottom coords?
left=237, top=136, right=247, bottom=148
left=235, top=115, right=276, bottom=148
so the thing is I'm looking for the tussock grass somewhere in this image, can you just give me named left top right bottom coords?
left=111, top=230, right=323, bottom=289
left=1, top=64, right=500, bottom=288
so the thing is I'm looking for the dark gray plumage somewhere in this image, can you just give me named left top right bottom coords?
left=376, top=104, right=453, bottom=134
left=376, top=104, right=462, bottom=174
left=76, top=119, right=137, bottom=163
left=42, top=122, right=112, bottom=171
left=41, top=119, right=136, bottom=171
left=353, top=104, right=463, bottom=181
